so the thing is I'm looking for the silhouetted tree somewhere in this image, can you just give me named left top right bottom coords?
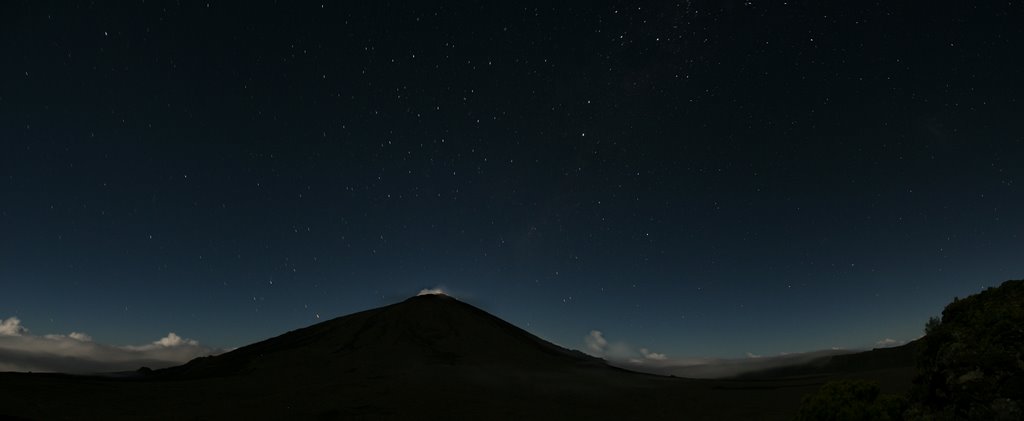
left=908, top=280, right=1024, bottom=420
left=924, top=316, right=941, bottom=336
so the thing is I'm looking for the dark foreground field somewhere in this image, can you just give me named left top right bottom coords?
left=0, top=295, right=916, bottom=420
left=0, top=368, right=915, bottom=420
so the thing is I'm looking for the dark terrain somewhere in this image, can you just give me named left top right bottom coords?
left=0, top=295, right=916, bottom=420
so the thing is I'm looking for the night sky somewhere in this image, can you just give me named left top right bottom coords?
left=2, top=1, right=1022, bottom=362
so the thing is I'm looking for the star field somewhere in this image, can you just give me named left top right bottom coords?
left=1, top=1, right=1022, bottom=361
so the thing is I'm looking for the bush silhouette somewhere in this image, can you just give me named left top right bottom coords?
left=795, top=379, right=907, bottom=421
left=909, top=280, right=1024, bottom=420
left=796, top=281, right=1023, bottom=420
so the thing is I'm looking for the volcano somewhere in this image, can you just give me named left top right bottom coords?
left=159, top=294, right=611, bottom=381
left=148, top=294, right=695, bottom=419
left=0, top=294, right=914, bottom=420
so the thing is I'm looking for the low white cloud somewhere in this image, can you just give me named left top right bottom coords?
left=641, top=348, right=667, bottom=361
left=585, top=330, right=608, bottom=353
left=0, top=316, right=219, bottom=374
left=746, top=352, right=762, bottom=359
left=417, top=287, right=447, bottom=296
left=875, top=338, right=905, bottom=348
left=584, top=330, right=666, bottom=363
left=0, top=317, right=28, bottom=336
left=154, top=333, right=197, bottom=348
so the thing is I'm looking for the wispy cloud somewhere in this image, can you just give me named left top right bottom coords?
left=875, top=338, right=905, bottom=348
left=0, top=316, right=219, bottom=374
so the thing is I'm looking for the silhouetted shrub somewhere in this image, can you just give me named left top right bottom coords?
left=908, top=280, right=1024, bottom=420
left=924, top=316, right=941, bottom=336
left=795, top=379, right=907, bottom=421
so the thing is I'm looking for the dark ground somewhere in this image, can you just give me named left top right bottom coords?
left=0, top=368, right=916, bottom=420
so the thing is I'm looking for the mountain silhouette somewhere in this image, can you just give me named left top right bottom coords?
left=140, top=294, right=688, bottom=419
left=158, top=294, right=611, bottom=380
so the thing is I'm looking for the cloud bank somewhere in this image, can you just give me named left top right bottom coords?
left=582, top=329, right=857, bottom=378
left=0, top=316, right=218, bottom=374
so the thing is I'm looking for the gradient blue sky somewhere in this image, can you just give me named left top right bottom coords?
left=2, top=1, right=1021, bottom=362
